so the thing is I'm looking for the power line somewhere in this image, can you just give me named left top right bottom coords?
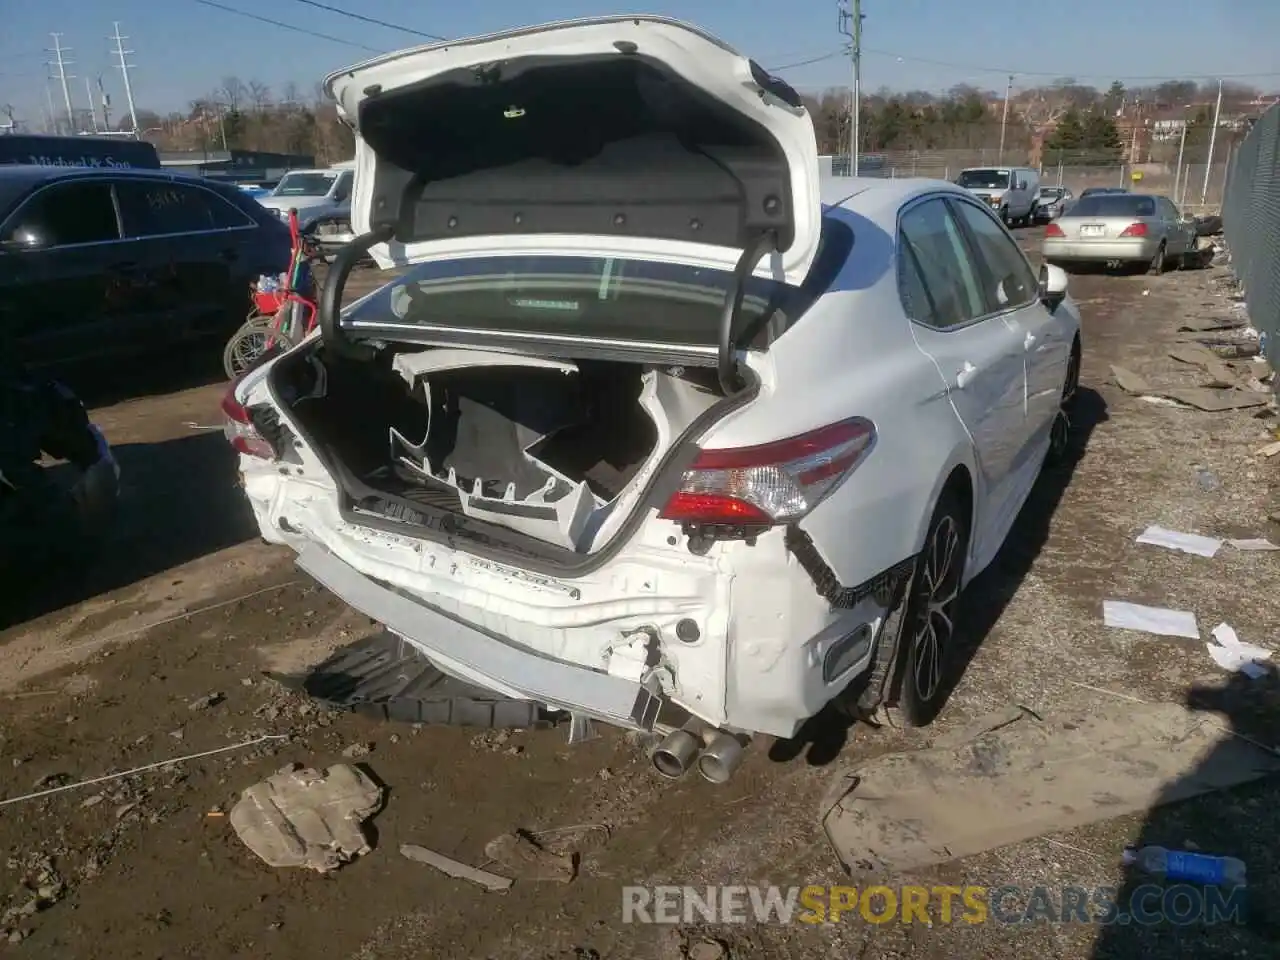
left=191, top=0, right=383, bottom=53
left=768, top=50, right=846, bottom=72
left=282, top=0, right=446, bottom=42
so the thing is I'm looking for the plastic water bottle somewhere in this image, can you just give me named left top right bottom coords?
left=1123, top=845, right=1246, bottom=887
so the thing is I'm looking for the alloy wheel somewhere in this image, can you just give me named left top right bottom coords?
left=909, top=513, right=962, bottom=704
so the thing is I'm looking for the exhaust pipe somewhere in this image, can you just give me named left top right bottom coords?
left=652, top=727, right=702, bottom=779
left=697, top=731, right=748, bottom=784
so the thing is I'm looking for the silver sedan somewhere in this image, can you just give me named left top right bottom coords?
left=1042, top=192, right=1198, bottom=275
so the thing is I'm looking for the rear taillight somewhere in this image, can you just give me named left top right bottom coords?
left=1044, top=223, right=1065, bottom=238
left=221, top=387, right=274, bottom=459
left=1118, top=222, right=1148, bottom=238
left=660, top=418, right=875, bottom=528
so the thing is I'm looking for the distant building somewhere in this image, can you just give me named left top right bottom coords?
left=158, top=148, right=315, bottom=183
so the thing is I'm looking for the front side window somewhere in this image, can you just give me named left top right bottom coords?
left=332, top=172, right=353, bottom=202
left=2, top=182, right=120, bottom=247
left=897, top=198, right=985, bottom=330
left=949, top=199, right=1038, bottom=312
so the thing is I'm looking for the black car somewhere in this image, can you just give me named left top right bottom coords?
left=0, top=166, right=290, bottom=373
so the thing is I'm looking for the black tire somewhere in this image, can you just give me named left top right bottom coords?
left=1147, top=242, right=1167, bottom=276
left=895, top=490, right=970, bottom=727
left=1046, top=338, right=1081, bottom=466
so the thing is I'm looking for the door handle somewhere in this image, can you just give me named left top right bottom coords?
left=954, top=361, right=977, bottom=389
left=1024, top=331, right=1037, bottom=350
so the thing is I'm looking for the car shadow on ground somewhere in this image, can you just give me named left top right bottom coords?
left=768, top=386, right=1110, bottom=767
left=1091, top=669, right=1280, bottom=957
left=63, top=342, right=230, bottom=408
left=0, top=430, right=257, bottom=630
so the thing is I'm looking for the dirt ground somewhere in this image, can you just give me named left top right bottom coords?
left=2, top=244, right=1278, bottom=960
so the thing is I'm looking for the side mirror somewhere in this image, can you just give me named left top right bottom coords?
left=0, top=228, right=50, bottom=253
left=1039, top=262, right=1068, bottom=307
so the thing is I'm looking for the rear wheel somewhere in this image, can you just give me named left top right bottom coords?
left=1047, top=339, right=1081, bottom=465
left=1147, top=242, right=1167, bottom=276
left=896, top=490, right=970, bottom=727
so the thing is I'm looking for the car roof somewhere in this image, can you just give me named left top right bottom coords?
left=821, top=175, right=994, bottom=218
left=0, top=164, right=234, bottom=189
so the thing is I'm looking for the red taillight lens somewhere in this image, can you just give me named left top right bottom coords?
left=1118, top=222, right=1148, bottom=238
left=659, top=418, right=876, bottom=526
left=1044, top=223, right=1065, bottom=238
left=220, top=387, right=274, bottom=459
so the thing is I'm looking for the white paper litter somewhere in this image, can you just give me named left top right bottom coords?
left=1103, top=601, right=1200, bottom=639
left=1135, top=525, right=1223, bottom=558
left=1207, top=622, right=1273, bottom=679
left=1227, top=538, right=1280, bottom=552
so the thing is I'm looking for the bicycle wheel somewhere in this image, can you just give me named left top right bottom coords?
left=223, top=322, right=299, bottom=380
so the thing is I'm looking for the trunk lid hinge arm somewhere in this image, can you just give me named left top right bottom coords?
left=318, top=224, right=396, bottom=361
left=718, top=231, right=778, bottom=395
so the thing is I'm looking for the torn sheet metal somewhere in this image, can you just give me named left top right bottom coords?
left=821, top=703, right=1280, bottom=875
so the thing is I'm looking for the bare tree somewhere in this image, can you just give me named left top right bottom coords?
left=281, top=81, right=301, bottom=110
left=248, top=81, right=272, bottom=113
left=219, top=76, right=244, bottom=112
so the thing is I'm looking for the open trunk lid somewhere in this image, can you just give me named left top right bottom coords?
left=324, top=17, right=821, bottom=289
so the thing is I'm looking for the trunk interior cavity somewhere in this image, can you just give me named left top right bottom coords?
left=274, top=345, right=722, bottom=551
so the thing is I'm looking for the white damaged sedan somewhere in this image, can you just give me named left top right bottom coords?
left=222, top=16, right=1082, bottom=783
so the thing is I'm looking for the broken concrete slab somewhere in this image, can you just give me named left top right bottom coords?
left=484, top=831, right=576, bottom=883
left=1160, top=388, right=1269, bottom=411
left=821, top=701, right=1280, bottom=876
left=229, top=763, right=382, bottom=873
left=1111, top=365, right=1153, bottom=396
left=1169, top=344, right=1237, bottom=384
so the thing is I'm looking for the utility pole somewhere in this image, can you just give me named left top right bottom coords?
left=44, top=86, right=58, bottom=135
left=838, top=0, right=863, bottom=176
left=85, top=77, right=100, bottom=132
left=1200, top=78, right=1224, bottom=207
left=1172, top=108, right=1189, bottom=203
left=47, top=34, right=77, bottom=135
left=99, top=75, right=113, bottom=131
left=998, top=74, right=1013, bottom=164
left=110, top=22, right=140, bottom=136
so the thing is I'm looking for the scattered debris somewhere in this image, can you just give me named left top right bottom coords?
left=1228, top=537, right=1280, bottom=551
left=1206, top=623, right=1273, bottom=680
left=188, top=693, right=225, bottom=711
left=1194, top=467, right=1222, bottom=492
left=1135, top=525, right=1222, bottom=558
left=1103, top=601, right=1199, bottom=639
left=687, top=940, right=730, bottom=960
left=483, top=831, right=576, bottom=883
left=399, top=844, right=513, bottom=892
left=1111, top=364, right=1268, bottom=410
left=1169, top=344, right=1237, bottom=385
left=341, top=742, right=372, bottom=759
left=1254, top=440, right=1280, bottom=458
left=229, top=763, right=383, bottom=873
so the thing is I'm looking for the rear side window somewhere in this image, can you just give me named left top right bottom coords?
left=897, top=198, right=985, bottom=329
left=2, top=182, right=120, bottom=247
left=116, top=180, right=249, bottom=237
left=948, top=200, right=1038, bottom=312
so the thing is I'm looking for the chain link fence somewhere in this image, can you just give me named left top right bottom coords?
left=1222, top=102, right=1280, bottom=358
left=824, top=150, right=1233, bottom=213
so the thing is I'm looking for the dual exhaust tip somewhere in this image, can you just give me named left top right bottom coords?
left=651, top=724, right=748, bottom=784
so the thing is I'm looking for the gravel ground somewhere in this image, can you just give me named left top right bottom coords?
left=1, top=245, right=1277, bottom=960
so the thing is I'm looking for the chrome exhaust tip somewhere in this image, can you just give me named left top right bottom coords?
left=696, top=731, right=748, bottom=784
left=652, top=729, right=702, bottom=779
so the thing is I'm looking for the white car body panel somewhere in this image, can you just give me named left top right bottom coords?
left=226, top=24, right=1081, bottom=744
left=325, top=16, right=822, bottom=286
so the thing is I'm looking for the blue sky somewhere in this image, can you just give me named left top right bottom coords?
left=2, top=0, right=1277, bottom=126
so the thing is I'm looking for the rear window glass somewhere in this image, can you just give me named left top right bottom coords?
left=1070, top=195, right=1155, bottom=218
